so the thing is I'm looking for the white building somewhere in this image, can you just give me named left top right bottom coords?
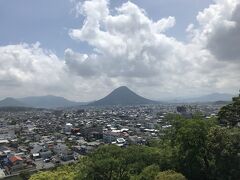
left=0, top=169, right=5, bottom=179
left=64, top=123, right=73, bottom=133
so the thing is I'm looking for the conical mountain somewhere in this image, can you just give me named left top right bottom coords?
left=89, top=86, right=158, bottom=106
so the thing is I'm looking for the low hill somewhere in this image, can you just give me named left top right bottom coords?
left=0, top=97, right=27, bottom=107
left=192, top=93, right=233, bottom=102
left=18, top=95, right=82, bottom=108
left=168, top=93, right=233, bottom=103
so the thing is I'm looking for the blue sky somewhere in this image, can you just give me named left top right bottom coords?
left=0, top=0, right=213, bottom=57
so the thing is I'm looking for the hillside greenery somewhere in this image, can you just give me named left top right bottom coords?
left=218, top=92, right=240, bottom=126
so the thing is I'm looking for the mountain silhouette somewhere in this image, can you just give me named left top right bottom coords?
left=89, top=86, right=158, bottom=106
left=0, top=97, right=27, bottom=107
left=0, top=95, right=86, bottom=109
left=18, top=95, right=84, bottom=108
left=170, top=93, right=234, bottom=103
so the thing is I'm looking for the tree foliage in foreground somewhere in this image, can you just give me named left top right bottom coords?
left=30, top=145, right=185, bottom=180
left=155, top=170, right=187, bottom=180
left=206, top=127, right=240, bottom=180
left=218, top=92, right=240, bottom=126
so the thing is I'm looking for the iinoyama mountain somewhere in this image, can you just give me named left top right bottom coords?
left=89, top=86, right=158, bottom=106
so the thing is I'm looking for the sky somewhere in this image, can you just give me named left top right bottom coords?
left=0, top=0, right=239, bottom=101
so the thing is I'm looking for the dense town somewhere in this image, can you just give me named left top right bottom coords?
left=0, top=103, right=224, bottom=179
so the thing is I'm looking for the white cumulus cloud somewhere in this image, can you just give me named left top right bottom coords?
left=189, top=0, right=240, bottom=62
left=66, top=0, right=240, bottom=99
left=0, top=0, right=239, bottom=101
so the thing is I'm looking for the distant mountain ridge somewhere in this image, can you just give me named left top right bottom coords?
left=168, top=93, right=233, bottom=103
left=0, top=90, right=234, bottom=108
left=195, top=93, right=233, bottom=102
left=0, top=95, right=86, bottom=109
left=18, top=95, right=82, bottom=108
left=0, top=97, right=27, bottom=107
left=89, top=86, right=159, bottom=106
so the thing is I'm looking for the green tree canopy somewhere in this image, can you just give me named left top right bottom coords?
left=206, top=126, right=240, bottom=180
left=218, top=92, right=240, bottom=126
left=130, top=164, right=160, bottom=180
left=155, top=170, right=186, bottom=180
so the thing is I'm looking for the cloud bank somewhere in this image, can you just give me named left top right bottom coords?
left=0, top=0, right=239, bottom=100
